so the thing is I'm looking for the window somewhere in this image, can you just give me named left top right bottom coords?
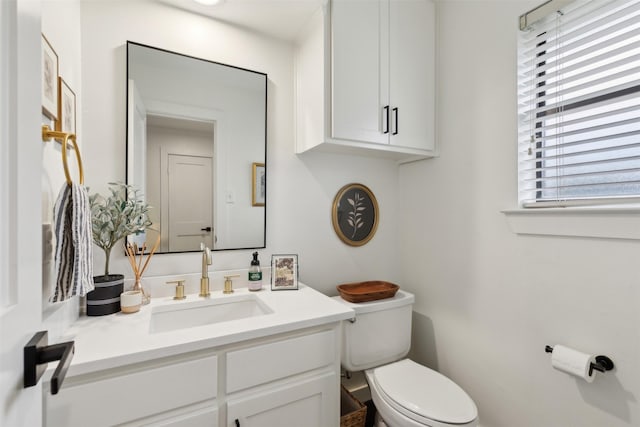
left=517, top=0, right=640, bottom=207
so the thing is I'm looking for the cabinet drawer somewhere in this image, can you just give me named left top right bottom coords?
left=46, top=355, right=217, bottom=427
left=227, top=330, right=336, bottom=393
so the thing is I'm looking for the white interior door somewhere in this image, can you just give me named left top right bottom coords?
left=1, top=1, right=44, bottom=425
left=167, top=154, right=214, bottom=252
left=127, top=79, right=147, bottom=192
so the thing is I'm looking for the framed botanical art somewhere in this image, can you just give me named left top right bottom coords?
left=271, top=254, right=298, bottom=290
left=41, top=34, right=59, bottom=121
left=332, top=183, right=379, bottom=247
left=252, top=162, right=265, bottom=206
left=56, top=77, right=76, bottom=134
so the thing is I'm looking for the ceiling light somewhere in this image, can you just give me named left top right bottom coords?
left=193, top=0, right=225, bottom=5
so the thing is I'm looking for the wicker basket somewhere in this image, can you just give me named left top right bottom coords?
left=340, top=385, right=367, bottom=427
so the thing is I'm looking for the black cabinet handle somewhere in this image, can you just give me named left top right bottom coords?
left=24, top=331, right=75, bottom=395
left=235, top=420, right=240, bottom=427
left=393, top=107, right=399, bottom=135
left=201, top=227, right=212, bottom=232
left=383, top=105, right=390, bottom=134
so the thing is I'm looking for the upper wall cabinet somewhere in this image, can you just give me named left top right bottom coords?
left=295, top=0, right=436, bottom=163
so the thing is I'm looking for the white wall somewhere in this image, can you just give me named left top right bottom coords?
left=80, top=1, right=400, bottom=295
left=400, top=2, right=640, bottom=426
left=41, top=0, right=84, bottom=340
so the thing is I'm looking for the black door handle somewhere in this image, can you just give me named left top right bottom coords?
left=24, top=331, right=74, bottom=395
left=201, top=227, right=212, bottom=232
left=235, top=419, right=240, bottom=427
left=392, top=107, right=398, bottom=135
left=383, top=105, right=390, bottom=134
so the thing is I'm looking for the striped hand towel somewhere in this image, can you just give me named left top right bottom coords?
left=51, top=183, right=94, bottom=302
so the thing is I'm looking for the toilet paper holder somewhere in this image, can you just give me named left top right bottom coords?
left=545, top=345, right=615, bottom=376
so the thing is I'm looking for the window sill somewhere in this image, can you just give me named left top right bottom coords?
left=502, top=206, right=640, bottom=240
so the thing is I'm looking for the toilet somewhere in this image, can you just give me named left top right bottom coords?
left=334, top=290, right=478, bottom=427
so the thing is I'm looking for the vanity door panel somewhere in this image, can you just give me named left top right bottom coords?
left=226, top=372, right=336, bottom=427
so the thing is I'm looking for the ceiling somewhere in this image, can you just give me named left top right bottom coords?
left=156, top=0, right=324, bottom=42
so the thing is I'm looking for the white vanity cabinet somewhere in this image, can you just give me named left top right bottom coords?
left=295, top=0, right=436, bottom=163
left=45, top=325, right=341, bottom=427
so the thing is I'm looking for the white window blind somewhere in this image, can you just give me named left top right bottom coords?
left=517, top=0, right=640, bottom=207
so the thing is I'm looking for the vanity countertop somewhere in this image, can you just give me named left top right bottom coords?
left=58, top=284, right=354, bottom=377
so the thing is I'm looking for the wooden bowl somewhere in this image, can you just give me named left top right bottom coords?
left=336, top=281, right=399, bottom=303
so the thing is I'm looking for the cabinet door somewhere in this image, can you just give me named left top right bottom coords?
left=227, top=373, right=337, bottom=427
left=331, top=0, right=389, bottom=144
left=389, top=0, right=435, bottom=150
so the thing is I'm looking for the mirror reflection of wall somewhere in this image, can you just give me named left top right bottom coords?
left=127, top=42, right=267, bottom=253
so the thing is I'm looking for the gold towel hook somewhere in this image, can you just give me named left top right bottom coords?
left=42, top=125, right=84, bottom=186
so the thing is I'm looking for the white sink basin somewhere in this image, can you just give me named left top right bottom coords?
left=150, top=293, right=273, bottom=333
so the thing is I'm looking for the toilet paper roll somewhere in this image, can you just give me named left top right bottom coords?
left=551, top=345, right=596, bottom=382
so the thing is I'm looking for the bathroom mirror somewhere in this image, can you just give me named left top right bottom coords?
left=126, top=42, right=267, bottom=253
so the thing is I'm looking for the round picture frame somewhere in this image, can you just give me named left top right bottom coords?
left=332, top=183, right=379, bottom=247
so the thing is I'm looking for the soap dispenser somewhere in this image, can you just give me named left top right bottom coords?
left=248, top=252, right=262, bottom=291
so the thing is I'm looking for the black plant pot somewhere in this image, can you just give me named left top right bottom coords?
left=87, top=274, right=124, bottom=316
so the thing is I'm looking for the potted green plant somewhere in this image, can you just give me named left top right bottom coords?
left=87, top=182, right=152, bottom=316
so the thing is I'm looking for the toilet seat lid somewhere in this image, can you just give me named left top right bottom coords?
left=373, top=359, right=477, bottom=424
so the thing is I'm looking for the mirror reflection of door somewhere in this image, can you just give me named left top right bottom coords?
left=167, top=154, right=214, bottom=252
left=146, top=115, right=215, bottom=252
left=128, top=80, right=147, bottom=193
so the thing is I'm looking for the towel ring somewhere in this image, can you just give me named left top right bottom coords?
left=42, top=125, right=84, bottom=186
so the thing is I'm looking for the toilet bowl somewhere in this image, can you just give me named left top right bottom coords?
left=334, top=291, right=478, bottom=427
left=366, top=359, right=477, bottom=427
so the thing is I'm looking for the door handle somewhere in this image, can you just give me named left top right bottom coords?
left=24, top=331, right=74, bottom=395
left=383, top=105, right=390, bottom=134
left=201, top=227, right=212, bottom=232
left=392, top=107, right=398, bottom=135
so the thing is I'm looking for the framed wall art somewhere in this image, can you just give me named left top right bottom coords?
left=271, top=254, right=298, bottom=290
left=252, top=162, right=265, bottom=206
left=41, top=34, right=59, bottom=121
left=332, top=183, right=379, bottom=247
left=56, top=77, right=76, bottom=134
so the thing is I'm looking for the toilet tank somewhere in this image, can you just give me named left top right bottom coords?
left=333, top=290, right=415, bottom=372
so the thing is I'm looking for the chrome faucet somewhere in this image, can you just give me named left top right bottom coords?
left=200, top=243, right=212, bottom=297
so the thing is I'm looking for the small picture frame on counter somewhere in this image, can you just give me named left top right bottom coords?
left=271, top=254, right=298, bottom=290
